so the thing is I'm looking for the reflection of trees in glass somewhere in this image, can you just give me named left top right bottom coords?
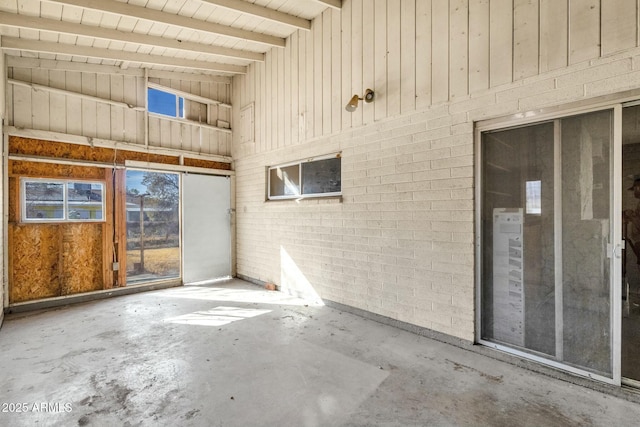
left=126, top=171, right=180, bottom=281
left=142, top=173, right=179, bottom=212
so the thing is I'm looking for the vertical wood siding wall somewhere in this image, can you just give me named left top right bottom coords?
left=232, top=0, right=640, bottom=340
left=7, top=67, right=232, bottom=156
left=234, top=0, right=640, bottom=154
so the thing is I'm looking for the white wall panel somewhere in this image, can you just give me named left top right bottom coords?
left=230, top=0, right=640, bottom=342
left=7, top=68, right=232, bottom=157
left=233, top=0, right=640, bottom=154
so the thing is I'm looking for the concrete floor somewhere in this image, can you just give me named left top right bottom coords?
left=1, top=279, right=640, bottom=427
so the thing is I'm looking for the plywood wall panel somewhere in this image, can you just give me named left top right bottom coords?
left=9, top=160, right=105, bottom=180
left=9, top=224, right=61, bottom=303
left=9, top=136, right=230, bottom=169
left=60, top=223, right=103, bottom=295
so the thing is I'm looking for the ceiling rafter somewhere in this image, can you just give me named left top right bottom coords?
left=199, top=0, right=311, bottom=31
left=45, top=0, right=286, bottom=48
left=0, top=11, right=264, bottom=63
left=6, top=57, right=234, bottom=84
left=311, top=0, right=342, bottom=10
left=1, top=37, right=247, bottom=74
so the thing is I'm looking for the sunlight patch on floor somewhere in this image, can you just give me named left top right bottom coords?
left=163, top=306, right=272, bottom=327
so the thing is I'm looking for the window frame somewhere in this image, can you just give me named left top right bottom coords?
left=267, top=154, right=342, bottom=200
left=21, top=178, right=106, bottom=223
left=474, top=101, right=623, bottom=386
left=147, top=87, right=186, bottom=119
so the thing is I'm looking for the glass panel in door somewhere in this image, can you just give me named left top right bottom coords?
left=622, top=105, right=640, bottom=382
left=126, top=170, right=180, bottom=284
left=481, top=109, right=614, bottom=378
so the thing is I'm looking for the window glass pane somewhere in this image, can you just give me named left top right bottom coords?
left=67, top=182, right=103, bottom=220
left=269, top=165, right=300, bottom=198
left=301, top=158, right=341, bottom=195
left=126, top=170, right=180, bottom=284
left=481, top=110, right=614, bottom=378
left=24, top=181, right=64, bottom=220
left=148, top=88, right=177, bottom=117
left=178, top=97, right=185, bottom=118
left=482, top=123, right=556, bottom=356
left=561, top=110, right=612, bottom=375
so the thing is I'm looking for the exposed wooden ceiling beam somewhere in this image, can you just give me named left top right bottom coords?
left=5, top=57, right=233, bottom=84
left=0, top=12, right=264, bottom=62
left=1, top=38, right=247, bottom=74
left=312, top=0, right=342, bottom=10
left=45, top=0, right=286, bottom=48
left=199, top=0, right=311, bottom=31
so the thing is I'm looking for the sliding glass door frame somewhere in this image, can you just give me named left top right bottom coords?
left=475, top=103, right=623, bottom=386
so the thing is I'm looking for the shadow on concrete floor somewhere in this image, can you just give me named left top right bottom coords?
left=1, top=278, right=639, bottom=427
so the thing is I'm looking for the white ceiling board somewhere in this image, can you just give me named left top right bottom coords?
left=1, top=0, right=330, bottom=77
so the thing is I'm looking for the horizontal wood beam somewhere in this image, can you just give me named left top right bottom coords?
left=148, top=112, right=232, bottom=134
left=6, top=57, right=233, bottom=84
left=46, top=0, right=286, bottom=48
left=0, top=12, right=264, bottom=62
left=2, top=38, right=247, bottom=74
left=312, top=0, right=342, bottom=10
left=8, top=78, right=146, bottom=110
left=4, top=126, right=233, bottom=163
left=199, top=0, right=311, bottom=31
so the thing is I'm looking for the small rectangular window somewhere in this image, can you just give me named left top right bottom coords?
left=21, top=179, right=105, bottom=222
left=24, top=181, right=64, bottom=220
left=268, top=155, right=341, bottom=200
left=148, top=88, right=184, bottom=118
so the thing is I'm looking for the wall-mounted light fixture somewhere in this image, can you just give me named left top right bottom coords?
left=345, top=89, right=375, bottom=112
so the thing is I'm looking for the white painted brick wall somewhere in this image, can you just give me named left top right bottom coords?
left=234, top=48, right=640, bottom=343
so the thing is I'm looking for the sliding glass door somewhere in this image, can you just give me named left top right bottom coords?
left=479, top=108, right=618, bottom=381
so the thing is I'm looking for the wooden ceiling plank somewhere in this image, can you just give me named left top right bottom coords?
left=199, top=0, right=311, bottom=31
left=0, top=11, right=264, bottom=61
left=6, top=56, right=233, bottom=83
left=312, top=0, right=342, bottom=10
left=45, top=0, right=286, bottom=47
left=2, top=37, right=247, bottom=74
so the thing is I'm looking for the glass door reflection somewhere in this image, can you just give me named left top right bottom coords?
left=126, top=170, right=180, bottom=284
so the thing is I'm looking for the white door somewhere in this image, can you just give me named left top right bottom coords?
left=183, top=174, right=231, bottom=284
